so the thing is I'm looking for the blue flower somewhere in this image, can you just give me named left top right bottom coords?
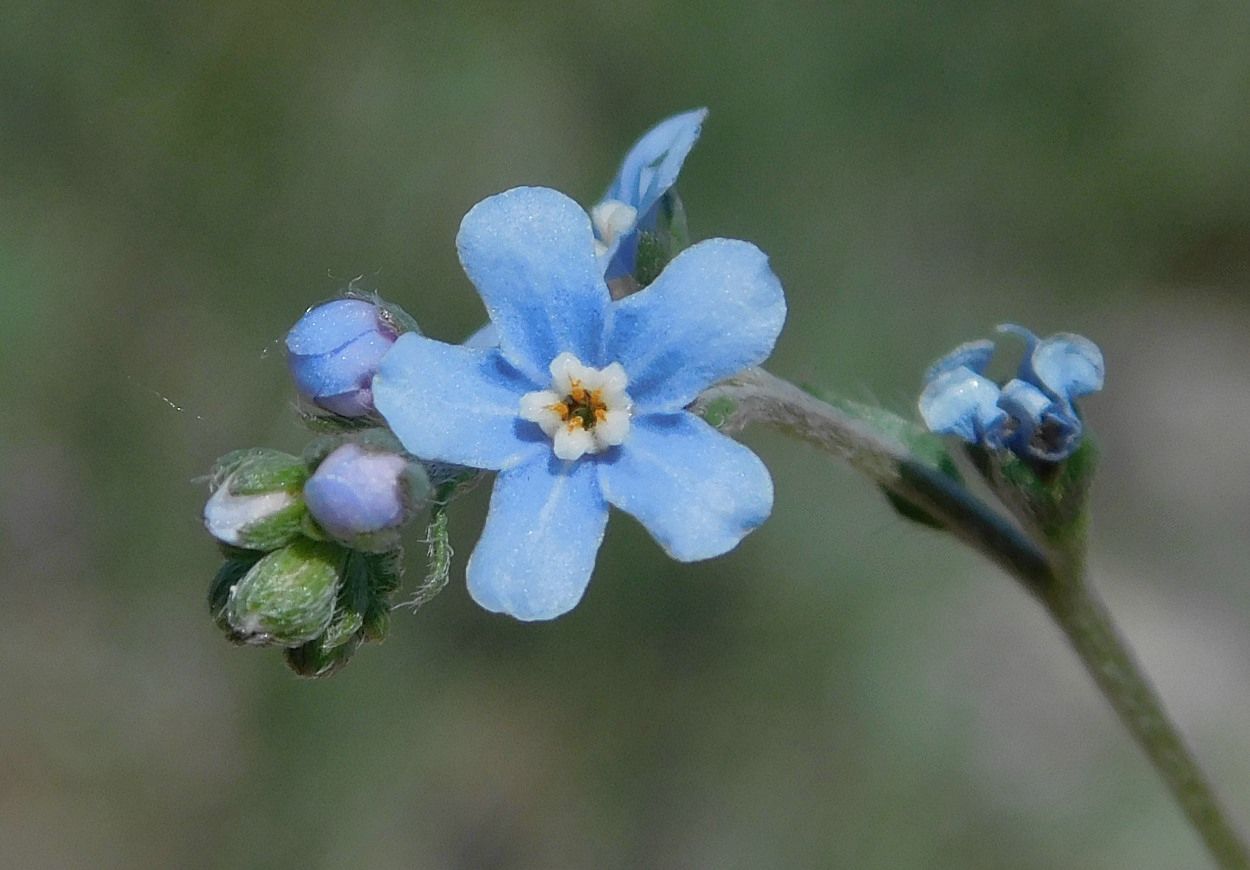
left=919, top=326, right=1104, bottom=462
left=593, top=108, right=707, bottom=281
left=286, top=299, right=400, bottom=417
left=304, top=443, right=421, bottom=548
left=373, top=186, right=785, bottom=621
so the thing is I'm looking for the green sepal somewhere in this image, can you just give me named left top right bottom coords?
left=699, top=396, right=737, bottom=430
left=320, top=551, right=370, bottom=651
left=632, top=190, right=690, bottom=288
left=234, top=500, right=308, bottom=551
left=226, top=452, right=307, bottom=496
left=297, top=409, right=379, bottom=434
left=226, top=539, right=345, bottom=647
left=985, top=437, right=1098, bottom=547
left=373, top=296, right=421, bottom=337
left=283, top=636, right=361, bottom=679
left=209, top=555, right=262, bottom=641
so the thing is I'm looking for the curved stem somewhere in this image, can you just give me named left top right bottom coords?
left=1042, top=570, right=1249, bottom=869
left=699, top=367, right=1249, bottom=869
left=693, top=368, right=1055, bottom=591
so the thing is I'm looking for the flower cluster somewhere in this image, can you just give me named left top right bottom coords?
left=919, top=325, right=1104, bottom=463
left=200, top=108, right=786, bottom=676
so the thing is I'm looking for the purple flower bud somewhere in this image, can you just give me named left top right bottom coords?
left=304, top=443, right=425, bottom=547
left=286, top=299, right=399, bottom=417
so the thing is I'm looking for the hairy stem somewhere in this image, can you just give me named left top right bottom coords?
left=700, top=367, right=1249, bottom=868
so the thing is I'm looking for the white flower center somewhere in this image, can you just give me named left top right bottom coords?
left=590, top=199, right=638, bottom=257
left=519, top=352, right=633, bottom=461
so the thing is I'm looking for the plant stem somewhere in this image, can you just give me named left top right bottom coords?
left=1040, top=569, right=1249, bottom=869
left=700, top=367, right=1249, bottom=868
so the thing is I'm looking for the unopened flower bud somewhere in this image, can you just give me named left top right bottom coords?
left=226, top=539, right=344, bottom=646
left=303, top=443, right=429, bottom=550
left=204, top=449, right=307, bottom=550
left=286, top=298, right=411, bottom=417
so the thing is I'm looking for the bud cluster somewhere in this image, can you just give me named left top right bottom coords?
left=203, top=403, right=432, bottom=676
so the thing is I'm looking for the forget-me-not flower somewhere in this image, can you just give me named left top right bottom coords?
left=593, top=107, right=707, bottom=281
left=919, top=325, right=1104, bottom=463
left=373, top=186, right=785, bottom=621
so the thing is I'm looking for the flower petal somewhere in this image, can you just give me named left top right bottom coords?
left=923, top=339, right=995, bottom=382
left=597, top=412, right=772, bottom=562
left=467, top=456, right=608, bottom=621
left=373, top=333, right=544, bottom=471
left=605, top=108, right=708, bottom=220
left=1031, top=333, right=1105, bottom=400
left=918, top=366, right=1006, bottom=443
left=998, top=378, right=1083, bottom=462
left=285, top=299, right=379, bottom=355
left=463, top=322, right=499, bottom=349
left=457, top=187, right=609, bottom=382
left=288, top=330, right=393, bottom=398
left=604, top=238, right=786, bottom=411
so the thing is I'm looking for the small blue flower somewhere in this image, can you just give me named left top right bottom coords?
left=373, top=186, right=785, bottom=621
left=919, top=326, right=1103, bottom=463
left=286, top=299, right=401, bottom=417
left=304, top=443, right=416, bottom=546
left=593, top=108, right=707, bottom=281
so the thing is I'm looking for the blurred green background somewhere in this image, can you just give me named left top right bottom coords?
left=4, top=2, right=1250, bottom=867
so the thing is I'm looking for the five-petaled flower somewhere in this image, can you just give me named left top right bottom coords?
left=373, top=186, right=785, bottom=621
left=919, top=324, right=1104, bottom=463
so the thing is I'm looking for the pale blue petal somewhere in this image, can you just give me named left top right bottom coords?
left=605, top=108, right=708, bottom=218
left=285, top=299, right=379, bottom=355
left=372, top=333, right=544, bottom=471
left=457, top=187, right=609, bottom=382
left=604, top=239, right=786, bottom=411
left=288, top=331, right=393, bottom=399
left=597, top=413, right=772, bottom=562
left=467, top=456, right=608, bottom=621
left=919, top=366, right=1006, bottom=443
left=923, top=339, right=995, bottom=382
left=1031, top=333, right=1104, bottom=400
left=464, top=322, right=499, bottom=349
left=996, top=322, right=1039, bottom=350
left=998, top=378, right=1082, bottom=462
left=601, top=109, right=707, bottom=281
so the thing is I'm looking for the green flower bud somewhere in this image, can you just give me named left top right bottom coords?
left=226, top=540, right=344, bottom=646
left=204, top=449, right=308, bottom=551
